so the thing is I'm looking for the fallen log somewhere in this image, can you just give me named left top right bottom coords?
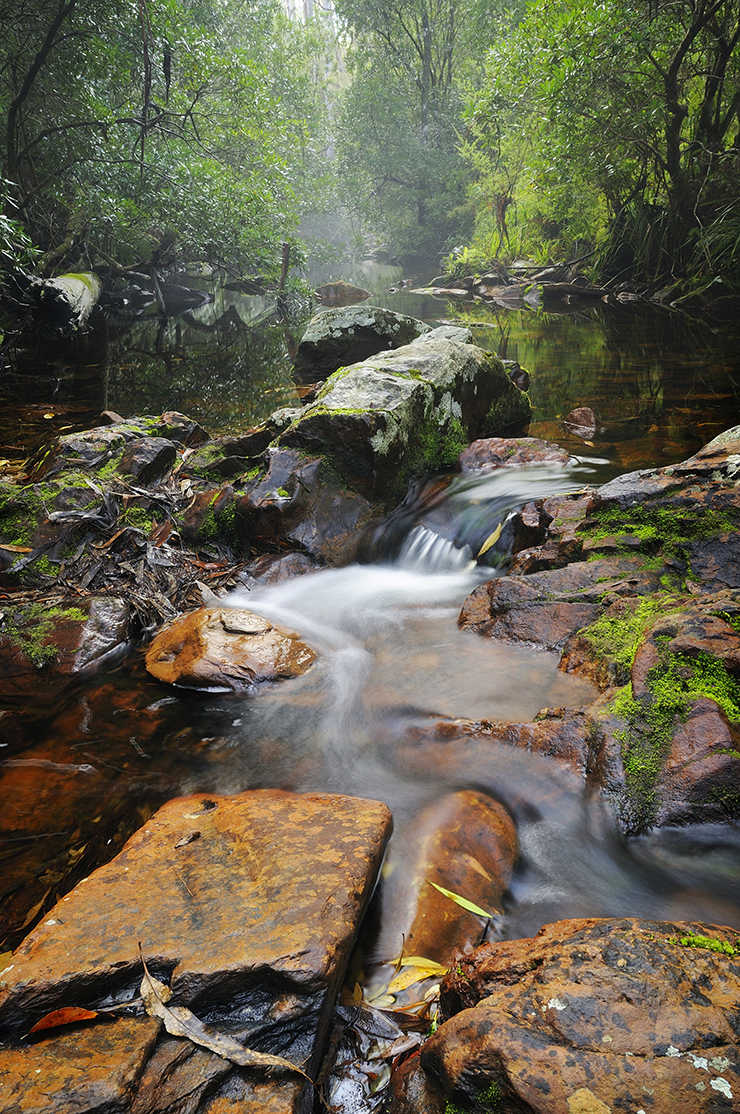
left=29, top=271, right=103, bottom=337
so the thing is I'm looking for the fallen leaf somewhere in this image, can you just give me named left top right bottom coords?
left=139, top=951, right=312, bottom=1081
left=0, top=544, right=33, bottom=553
left=387, top=959, right=447, bottom=994
left=388, top=955, right=448, bottom=974
left=27, top=1007, right=99, bottom=1036
left=428, top=881, right=494, bottom=919
left=477, top=521, right=503, bottom=557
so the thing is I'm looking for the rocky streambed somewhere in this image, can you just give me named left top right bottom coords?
left=1, top=307, right=739, bottom=1113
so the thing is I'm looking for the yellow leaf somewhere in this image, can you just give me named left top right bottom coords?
left=428, top=881, right=493, bottom=919
left=387, top=959, right=447, bottom=993
left=477, top=521, right=503, bottom=558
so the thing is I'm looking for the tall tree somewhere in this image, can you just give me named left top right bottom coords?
left=333, top=0, right=510, bottom=257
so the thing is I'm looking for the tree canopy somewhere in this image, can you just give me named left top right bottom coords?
left=462, top=0, right=740, bottom=282
left=0, top=0, right=333, bottom=277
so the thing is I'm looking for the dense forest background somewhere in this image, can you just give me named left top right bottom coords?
left=1, top=0, right=739, bottom=287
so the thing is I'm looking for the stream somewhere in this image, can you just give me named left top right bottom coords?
left=3, top=263, right=740, bottom=962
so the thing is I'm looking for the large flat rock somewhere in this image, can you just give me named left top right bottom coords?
left=0, top=790, right=392, bottom=1112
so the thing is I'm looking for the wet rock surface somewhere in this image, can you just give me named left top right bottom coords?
left=292, top=306, right=432, bottom=383
left=281, top=330, right=531, bottom=499
left=457, top=435, right=571, bottom=473
left=367, top=791, right=518, bottom=983
left=424, top=917, right=740, bottom=1114
left=460, top=427, right=740, bottom=835
left=145, top=606, right=317, bottom=691
left=0, top=790, right=393, bottom=1112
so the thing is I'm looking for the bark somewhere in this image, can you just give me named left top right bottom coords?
left=29, top=271, right=102, bottom=337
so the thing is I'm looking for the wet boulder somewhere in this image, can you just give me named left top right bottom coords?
left=144, top=606, right=317, bottom=692
left=235, top=446, right=375, bottom=564
left=118, top=436, right=177, bottom=485
left=459, top=555, right=663, bottom=651
left=422, top=917, right=740, bottom=1114
left=292, top=305, right=432, bottom=383
left=280, top=331, right=532, bottom=500
left=0, top=594, right=129, bottom=702
left=0, top=790, right=393, bottom=1113
left=364, top=791, right=517, bottom=1009
left=457, top=435, right=571, bottom=473
left=177, top=484, right=251, bottom=557
left=314, top=279, right=371, bottom=305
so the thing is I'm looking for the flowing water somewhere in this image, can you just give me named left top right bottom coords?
left=3, top=270, right=740, bottom=957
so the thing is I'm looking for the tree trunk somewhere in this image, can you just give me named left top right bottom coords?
left=29, top=271, right=102, bottom=337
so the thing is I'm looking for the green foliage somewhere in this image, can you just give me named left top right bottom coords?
left=333, top=0, right=512, bottom=257
left=462, top=0, right=740, bottom=282
left=0, top=0, right=333, bottom=273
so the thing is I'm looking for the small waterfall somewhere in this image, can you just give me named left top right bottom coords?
left=398, top=524, right=476, bottom=573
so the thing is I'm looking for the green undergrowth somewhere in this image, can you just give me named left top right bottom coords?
left=611, top=646, right=740, bottom=829
left=4, top=602, right=88, bottom=668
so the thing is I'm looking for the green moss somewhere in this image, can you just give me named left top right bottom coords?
left=4, top=603, right=88, bottom=668
left=578, top=595, right=681, bottom=684
left=676, top=932, right=739, bottom=956
left=121, top=506, right=156, bottom=532
left=444, top=1081, right=503, bottom=1114
left=610, top=646, right=740, bottom=828
left=585, top=502, right=738, bottom=559
left=197, top=493, right=240, bottom=546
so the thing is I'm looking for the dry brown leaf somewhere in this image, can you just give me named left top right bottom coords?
left=139, top=951, right=313, bottom=1082
left=26, top=1007, right=99, bottom=1036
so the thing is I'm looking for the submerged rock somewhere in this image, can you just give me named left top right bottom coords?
left=366, top=790, right=518, bottom=988
left=423, top=917, right=740, bottom=1114
left=292, top=305, right=432, bottom=383
left=145, top=606, right=317, bottom=692
left=0, top=790, right=393, bottom=1112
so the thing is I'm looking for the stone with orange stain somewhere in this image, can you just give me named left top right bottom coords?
left=365, top=790, right=517, bottom=1000
left=424, top=917, right=740, bottom=1114
left=145, top=607, right=316, bottom=692
left=0, top=790, right=392, bottom=1113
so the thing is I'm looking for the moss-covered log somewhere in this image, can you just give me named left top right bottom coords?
left=30, top=271, right=102, bottom=337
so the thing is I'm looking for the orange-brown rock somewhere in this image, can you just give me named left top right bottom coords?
left=365, top=791, right=517, bottom=999
left=0, top=790, right=392, bottom=1113
left=457, top=435, right=571, bottom=473
left=145, top=607, right=316, bottom=691
left=424, top=917, right=740, bottom=1114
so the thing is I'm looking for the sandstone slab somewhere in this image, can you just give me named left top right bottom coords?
left=424, top=917, right=740, bottom=1114
left=145, top=606, right=316, bottom=692
left=0, top=790, right=393, bottom=1111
